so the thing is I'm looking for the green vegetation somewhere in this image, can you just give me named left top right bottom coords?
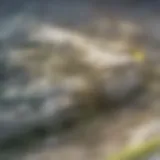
left=107, top=137, right=160, bottom=160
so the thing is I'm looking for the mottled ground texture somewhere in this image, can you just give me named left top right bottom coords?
left=0, top=0, right=160, bottom=160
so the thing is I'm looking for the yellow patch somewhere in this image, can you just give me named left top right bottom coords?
left=132, top=50, right=145, bottom=63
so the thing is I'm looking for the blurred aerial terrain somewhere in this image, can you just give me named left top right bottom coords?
left=0, top=0, right=160, bottom=159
